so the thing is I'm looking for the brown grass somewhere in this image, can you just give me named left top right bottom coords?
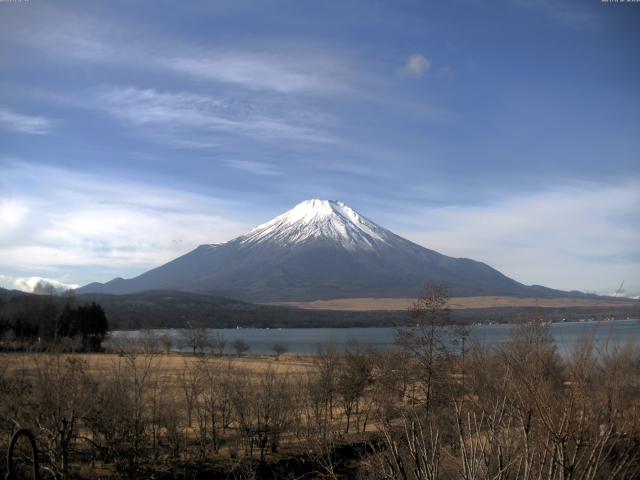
left=0, top=351, right=317, bottom=378
left=267, top=295, right=639, bottom=311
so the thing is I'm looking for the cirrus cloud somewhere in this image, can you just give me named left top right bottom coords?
left=0, top=108, right=54, bottom=135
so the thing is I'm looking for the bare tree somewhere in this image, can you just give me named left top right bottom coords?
left=180, top=321, right=211, bottom=355
left=140, top=329, right=160, bottom=353
left=179, top=360, right=201, bottom=428
left=121, top=345, right=159, bottom=475
left=308, top=342, right=339, bottom=442
left=272, top=342, right=288, bottom=360
left=230, top=368, right=293, bottom=461
left=372, top=350, right=412, bottom=423
left=397, top=283, right=449, bottom=412
left=31, top=355, right=95, bottom=478
left=210, top=332, right=226, bottom=356
left=159, top=333, right=173, bottom=354
left=231, top=338, right=250, bottom=357
left=336, top=341, right=372, bottom=433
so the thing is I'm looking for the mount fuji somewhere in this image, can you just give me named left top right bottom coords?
left=77, top=199, right=570, bottom=301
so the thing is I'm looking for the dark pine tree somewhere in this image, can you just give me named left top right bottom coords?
left=57, top=301, right=109, bottom=351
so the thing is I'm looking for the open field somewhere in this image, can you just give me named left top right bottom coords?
left=0, top=351, right=317, bottom=377
left=3, top=317, right=640, bottom=479
left=0, top=348, right=395, bottom=478
left=269, top=295, right=640, bottom=311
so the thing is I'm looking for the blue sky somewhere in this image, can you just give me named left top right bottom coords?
left=1, top=0, right=639, bottom=297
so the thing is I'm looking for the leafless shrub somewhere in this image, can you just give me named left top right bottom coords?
left=180, top=321, right=212, bottom=355
left=272, top=342, right=288, bottom=360
left=336, top=341, right=373, bottom=433
left=232, top=338, right=250, bottom=357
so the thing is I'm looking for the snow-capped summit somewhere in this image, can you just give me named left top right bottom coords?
left=239, top=199, right=392, bottom=250
left=77, top=199, right=569, bottom=302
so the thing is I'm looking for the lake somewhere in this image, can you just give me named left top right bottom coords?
left=112, top=318, right=640, bottom=357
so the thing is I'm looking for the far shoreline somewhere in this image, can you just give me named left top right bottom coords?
left=110, top=315, right=640, bottom=333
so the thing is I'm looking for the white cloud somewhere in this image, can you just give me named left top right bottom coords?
left=0, top=198, right=29, bottom=239
left=0, top=274, right=14, bottom=289
left=396, top=182, right=640, bottom=296
left=0, top=108, right=53, bottom=135
left=0, top=162, right=256, bottom=285
left=402, top=54, right=430, bottom=77
left=12, top=277, right=79, bottom=294
left=2, top=161, right=639, bottom=298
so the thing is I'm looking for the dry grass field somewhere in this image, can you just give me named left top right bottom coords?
left=1, top=351, right=316, bottom=371
left=2, top=314, right=640, bottom=479
left=269, top=295, right=640, bottom=311
left=1, top=349, right=367, bottom=478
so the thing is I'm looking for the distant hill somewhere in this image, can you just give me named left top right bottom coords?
left=0, top=287, right=29, bottom=302
left=73, top=290, right=405, bottom=329
left=77, top=199, right=589, bottom=301
left=1, top=287, right=402, bottom=329
left=2, top=287, right=638, bottom=330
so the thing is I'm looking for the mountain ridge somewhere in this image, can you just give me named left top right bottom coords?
left=77, top=199, right=586, bottom=301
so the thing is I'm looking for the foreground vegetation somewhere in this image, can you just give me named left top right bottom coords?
left=1, top=287, right=640, bottom=479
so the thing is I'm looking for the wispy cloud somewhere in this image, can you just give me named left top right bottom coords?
left=0, top=108, right=54, bottom=135
left=223, top=159, right=282, bottom=176
left=512, top=0, right=599, bottom=30
left=86, top=86, right=338, bottom=147
left=4, top=10, right=355, bottom=96
left=8, top=11, right=121, bottom=64
left=161, top=51, right=352, bottom=94
left=396, top=182, right=640, bottom=296
left=0, top=162, right=255, bottom=285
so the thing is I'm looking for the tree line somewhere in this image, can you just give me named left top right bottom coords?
left=0, top=293, right=108, bottom=352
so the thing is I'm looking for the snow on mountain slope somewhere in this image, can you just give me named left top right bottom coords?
left=77, top=199, right=573, bottom=301
left=238, top=199, right=393, bottom=250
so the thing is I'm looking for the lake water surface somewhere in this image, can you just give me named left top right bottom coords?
left=112, top=318, right=640, bottom=357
